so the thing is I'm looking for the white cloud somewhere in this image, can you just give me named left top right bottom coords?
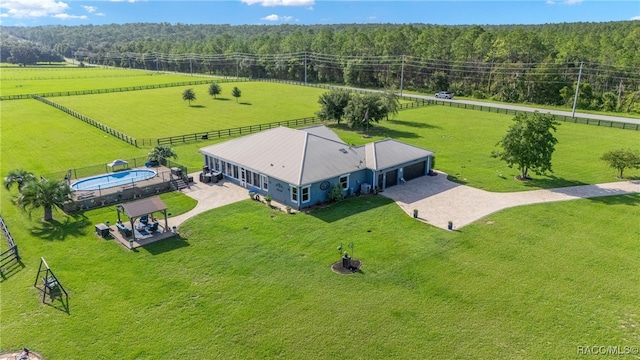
left=0, top=0, right=69, bottom=19
left=96, top=12, right=105, bottom=16
left=54, top=13, right=87, bottom=19
left=83, top=5, right=97, bottom=13
left=242, top=0, right=314, bottom=7
left=547, top=0, right=583, bottom=5
left=631, top=15, right=640, bottom=20
left=261, top=14, right=293, bottom=21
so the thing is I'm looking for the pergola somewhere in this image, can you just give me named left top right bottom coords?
left=115, top=196, right=169, bottom=241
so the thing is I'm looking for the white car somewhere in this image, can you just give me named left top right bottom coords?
left=435, top=91, right=454, bottom=99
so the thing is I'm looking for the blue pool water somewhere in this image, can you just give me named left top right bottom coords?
left=71, top=169, right=157, bottom=191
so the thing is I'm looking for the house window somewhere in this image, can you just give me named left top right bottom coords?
left=253, top=173, right=260, bottom=187
left=233, top=165, right=239, bottom=179
left=339, top=175, right=349, bottom=189
left=301, top=186, right=310, bottom=203
left=291, top=186, right=298, bottom=202
left=261, top=175, right=268, bottom=190
left=245, top=170, right=254, bottom=186
left=221, top=161, right=226, bottom=175
left=226, top=162, right=233, bottom=177
left=213, top=158, right=220, bottom=171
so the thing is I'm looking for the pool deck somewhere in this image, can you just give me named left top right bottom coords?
left=71, top=166, right=174, bottom=202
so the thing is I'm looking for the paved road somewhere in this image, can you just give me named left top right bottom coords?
left=402, top=93, right=640, bottom=125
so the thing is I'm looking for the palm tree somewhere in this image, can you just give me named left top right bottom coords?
left=18, top=178, right=73, bottom=221
left=4, top=169, right=36, bottom=192
left=208, top=83, right=221, bottom=99
left=147, top=145, right=178, bottom=165
left=182, top=88, right=196, bottom=106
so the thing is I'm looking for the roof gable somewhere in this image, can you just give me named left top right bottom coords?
left=200, top=126, right=433, bottom=186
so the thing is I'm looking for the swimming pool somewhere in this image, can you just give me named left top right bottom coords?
left=71, top=169, right=157, bottom=191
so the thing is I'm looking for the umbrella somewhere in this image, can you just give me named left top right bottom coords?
left=107, top=159, right=129, bottom=169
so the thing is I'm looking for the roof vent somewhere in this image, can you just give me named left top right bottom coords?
left=339, top=148, right=348, bottom=154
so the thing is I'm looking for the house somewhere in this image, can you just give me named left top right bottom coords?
left=199, top=125, right=434, bottom=210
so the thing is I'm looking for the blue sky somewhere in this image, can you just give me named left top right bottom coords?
left=1, top=0, right=638, bottom=27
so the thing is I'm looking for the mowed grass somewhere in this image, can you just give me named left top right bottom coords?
left=51, top=81, right=327, bottom=138
left=1, top=73, right=639, bottom=358
left=331, top=106, right=640, bottom=191
left=0, top=194, right=638, bottom=359
left=0, top=67, right=215, bottom=96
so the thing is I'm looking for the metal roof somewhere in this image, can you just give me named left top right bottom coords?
left=118, top=196, right=167, bottom=218
left=200, top=126, right=433, bottom=186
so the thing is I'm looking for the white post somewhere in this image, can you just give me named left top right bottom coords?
left=571, top=61, right=583, bottom=118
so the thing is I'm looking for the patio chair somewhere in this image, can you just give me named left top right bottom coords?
left=140, top=215, right=149, bottom=225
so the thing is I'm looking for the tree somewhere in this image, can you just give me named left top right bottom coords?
left=208, top=83, right=221, bottom=98
left=147, top=145, right=178, bottom=165
left=382, top=88, right=400, bottom=120
left=182, top=88, right=196, bottom=106
left=343, top=93, right=388, bottom=129
left=18, top=178, right=72, bottom=221
left=493, top=111, right=559, bottom=180
left=316, top=89, right=350, bottom=123
left=4, top=169, right=36, bottom=192
left=600, top=149, right=640, bottom=178
left=231, top=87, right=242, bottom=103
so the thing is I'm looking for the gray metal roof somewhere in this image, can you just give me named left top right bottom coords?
left=364, top=139, right=435, bottom=170
left=118, top=196, right=167, bottom=218
left=200, top=126, right=433, bottom=186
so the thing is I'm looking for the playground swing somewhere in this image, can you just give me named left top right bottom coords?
left=33, top=257, right=68, bottom=308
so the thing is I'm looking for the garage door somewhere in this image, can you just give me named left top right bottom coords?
left=403, top=161, right=426, bottom=181
left=385, top=169, right=398, bottom=188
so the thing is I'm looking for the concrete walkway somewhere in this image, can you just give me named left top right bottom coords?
left=381, top=171, right=640, bottom=230
left=167, top=172, right=250, bottom=229
left=166, top=171, right=639, bottom=232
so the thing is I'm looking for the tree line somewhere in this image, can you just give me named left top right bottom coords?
left=1, top=22, right=639, bottom=113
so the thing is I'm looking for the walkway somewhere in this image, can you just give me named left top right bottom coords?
left=381, top=171, right=640, bottom=230
left=167, top=172, right=249, bottom=229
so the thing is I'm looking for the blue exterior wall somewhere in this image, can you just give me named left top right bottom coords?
left=202, top=154, right=431, bottom=210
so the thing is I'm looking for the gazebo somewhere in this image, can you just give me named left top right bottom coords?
left=107, top=159, right=128, bottom=171
left=115, top=196, right=170, bottom=241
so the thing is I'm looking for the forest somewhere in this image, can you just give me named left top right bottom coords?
left=1, top=21, right=639, bottom=113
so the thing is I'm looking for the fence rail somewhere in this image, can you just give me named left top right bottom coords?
left=0, top=79, right=231, bottom=101
left=157, top=116, right=323, bottom=146
left=0, top=215, right=21, bottom=277
left=33, top=96, right=139, bottom=146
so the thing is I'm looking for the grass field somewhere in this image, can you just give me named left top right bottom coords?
left=1, top=66, right=639, bottom=359
left=0, top=67, right=219, bottom=97
left=51, top=81, right=327, bottom=138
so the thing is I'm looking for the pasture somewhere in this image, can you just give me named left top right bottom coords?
left=0, top=66, right=218, bottom=97
left=0, top=66, right=638, bottom=359
left=51, top=81, right=328, bottom=138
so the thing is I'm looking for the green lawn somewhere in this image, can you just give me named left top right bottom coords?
left=1, top=71, right=639, bottom=359
left=0, top=67, right=215, bottom=96
left=51, top=81, right=327, bottom=138
left=331, top=107, right=640, bottom=191
left=0, top=194, right=637, bottom=359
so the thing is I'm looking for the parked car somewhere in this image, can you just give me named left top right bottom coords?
left=435, top=91, right=454, bottom=99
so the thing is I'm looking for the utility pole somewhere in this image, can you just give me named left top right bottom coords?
left=617, top=79, right=624, bottom=107
left=571, top=61, right=583, bottom=118
left=399, top=55, right=405, bottom=96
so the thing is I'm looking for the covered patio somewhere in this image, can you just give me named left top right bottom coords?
left=112, top=196, right=174, bottom=249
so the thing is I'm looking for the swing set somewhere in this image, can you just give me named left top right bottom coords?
left=33, top=257, right=68, bottom=311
